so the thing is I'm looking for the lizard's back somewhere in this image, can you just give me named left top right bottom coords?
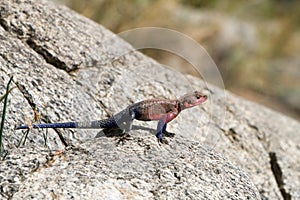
left=130, top=99, right=180, bottom=121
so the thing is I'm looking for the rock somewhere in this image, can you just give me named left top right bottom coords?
left=0, top=0, right=299, bottom=199
left=4, top=135, right=260, bottom=199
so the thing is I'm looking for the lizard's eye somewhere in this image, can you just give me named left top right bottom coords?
left=196, top=94, right=207, bottom=99
left=195, top=94, right=201, bottom=99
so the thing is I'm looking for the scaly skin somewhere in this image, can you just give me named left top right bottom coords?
left=16, top=91, right=208, bottom=142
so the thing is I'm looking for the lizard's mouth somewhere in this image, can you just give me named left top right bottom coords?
left=198, top=95, right=208, bottom=103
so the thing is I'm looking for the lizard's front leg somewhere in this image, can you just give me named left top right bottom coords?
left=156, top=108, right=179, bottom=142
left=156, top=118, right=167, bottom=143
left=162, top=123, right=167, bottom=133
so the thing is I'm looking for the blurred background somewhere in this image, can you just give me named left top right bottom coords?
left=58, top=0, right=300, bottom=121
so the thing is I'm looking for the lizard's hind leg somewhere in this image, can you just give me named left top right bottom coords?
left=124, top=110, right=135, bottom=133
left=116, top=111, right=135, bottom=145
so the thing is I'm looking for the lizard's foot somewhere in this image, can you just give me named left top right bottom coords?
left=156, top=131, right=169, bottom=144
left=158, top=137, right=169, bottom=144
left=116, top=132, right=132, bottom=145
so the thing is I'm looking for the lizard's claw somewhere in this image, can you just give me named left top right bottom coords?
left=158, top=137, right=169, bottom=144
left=116, top=133, right=132, bottom=145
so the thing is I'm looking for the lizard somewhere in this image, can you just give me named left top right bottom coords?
left=16, top=91, right=208, bottom=142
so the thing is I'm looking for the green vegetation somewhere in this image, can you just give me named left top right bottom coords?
left=18, top=129, right=30, bottom=147
left=17, top=108, right=50, bottom=148
left=0, top=76, right=14, bottom=156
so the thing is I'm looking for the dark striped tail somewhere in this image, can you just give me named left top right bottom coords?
left=16, top=122, right=78, bottom=129
left=16, top=117, right=119, bottom=130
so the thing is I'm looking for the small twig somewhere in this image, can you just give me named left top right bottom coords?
left=18, top=129, right=30, bottom=147
left=22, top=129, right=30, bottom=146
left=43, top=109, right=50, bottom=148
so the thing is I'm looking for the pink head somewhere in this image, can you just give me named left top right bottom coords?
left=179, top=91, right=208, bottom=110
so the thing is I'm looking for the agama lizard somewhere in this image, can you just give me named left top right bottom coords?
left=16, top=91, right=208, bottom=142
